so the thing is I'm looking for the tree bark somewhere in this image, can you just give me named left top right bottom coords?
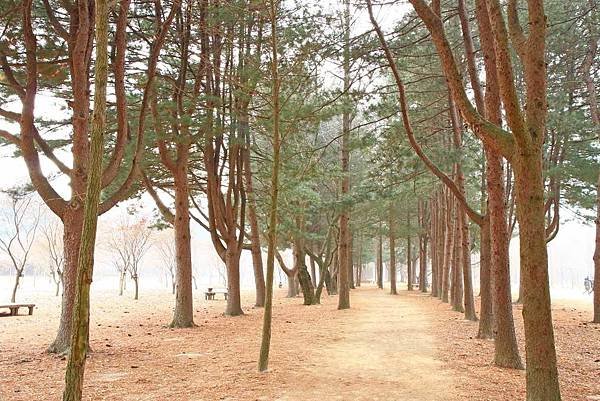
left=349, top=231, right=355, bottom=290
left=514, top=148, right=560, bottom=397
left=442, top=192, right=453, bottom=303
left=488, top=150, right=523, bottom=368
left=474, top=0, right=521, bottom=365
left=287, top=272, right=299, bottom=297
left=407, top=234, right=412, bottom=291
left=451, top=211, right=464, bottom=313
left=294, top=237, right=316, bottom=305
left=225, top=245, right=244, bottom=316
left=11, top=269, right=22, bottom=303
left=336, top=0, right=351, bottom=311
left=376, top=229, right=383, bottom=289
left=62, top=0, right=108, bottom=394
left=48, top=207, right=84, bottom=354
left=243, top=147, right=266, bottom=308
left=436, top=191, right=445, bottom=297
left=458, top=205, right=477, bottom=320
left=477, top=217, right=494, bottom=339
left=258, top=0, right=280, bottom=370
left=430, top=196, right=439, bottom=297
left=418, top=199, right=428, bottom=292
left=594, top=173, right=600, bottom=323
left=170, top=162, right=194, bottom=328
left=389, top=208, right=397, bottom=295
left=133, top=275, right=139, bottom=301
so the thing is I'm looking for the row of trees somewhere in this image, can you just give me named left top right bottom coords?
left=0, top=0, right=597, bottom=400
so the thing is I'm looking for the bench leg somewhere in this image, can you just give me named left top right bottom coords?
left=10, top=307, right=17, bottom=316
left=28, top=306, right=33, bottom=315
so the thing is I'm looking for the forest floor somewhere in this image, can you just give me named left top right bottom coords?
left=0, top=285, right=598, bottom=401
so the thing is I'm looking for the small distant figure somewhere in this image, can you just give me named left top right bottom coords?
left=584, top=276, right=594, bottom=294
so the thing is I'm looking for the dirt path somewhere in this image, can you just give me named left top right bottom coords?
left=277, top=287, right=457, bottom=401
left=1, top=287, right=459, bottom=401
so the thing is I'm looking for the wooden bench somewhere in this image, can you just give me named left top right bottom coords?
left=204, top=288, right=228, bottom=301
left=0, top=303, right=35, bottom=316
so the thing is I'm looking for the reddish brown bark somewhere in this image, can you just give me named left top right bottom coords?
left=389, top=208, right=397, bottom=295
left=476, top=0, right=522, bottom=367
left=442, top=191, right=454, bottom=303
left=243, top=148, right=266, bottom=308
left=376, top=229, right=384, bottom=289
left=477, top=217, right=494, bottom=339
left=418, top=199, right=428, bottom=292
left=430, top=197, right=439, bottom=297
left=337, top=0, right=351, bottom=310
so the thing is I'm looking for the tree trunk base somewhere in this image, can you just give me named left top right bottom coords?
left=224, top=309, right=244, bottom=317
left=169, top=319, right=196, bottom=328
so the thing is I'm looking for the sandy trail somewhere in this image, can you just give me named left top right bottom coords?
left=278, top=288, right=457, bottom=401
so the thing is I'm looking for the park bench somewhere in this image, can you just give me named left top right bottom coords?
left=0, top=303, right=35, bottom=316
left=204, top=288, right=228, bottom=301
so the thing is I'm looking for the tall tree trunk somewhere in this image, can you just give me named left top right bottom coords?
left=258, top=0, right=280, bottom=370
left=471, top=0, right=521, bottom=365
left=594, top=173, right=600, bottom=323
left=326, top=248, right=337, bottom=295
left=458, top=204, right=477, bottom=320
left=488, top=150, right=522, bottom=368
left=349, top=231, right=355, bottom=289
left=356, top=233, right=363, bottom=287
left=170, top=163, right=194, bottom=328
left=442, top=193, right=453, bottom=303
left=225, top=245, right=244, bottom=316
left=243, top=148, right=265, bottom=308
left=62, top=0, right=108, bottom=395
left=337, top=0, right=351, bottom=311
left=407, top=234, right=412, bottom=291
left=294, top=237, right=315, bottom=305
left=48, top=207, right=84, bottom=354
left=430, top=197, right=439, bottom=297
left=437, top=191, right=445, bottom=297
left=419, top=236, right=428, bottom=292
left=477, top=217, right=494, bottom=339
left=451, top=214, right=464, bottom=313
left=376, top=230, right=383, bottom=289
left=418, top=200, right=428, bottom=292
left=514, top=148, right=560, bottom=398
left=389, top=209, right=397, bottom=295
left=449, top=94, right=476, bottom=320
